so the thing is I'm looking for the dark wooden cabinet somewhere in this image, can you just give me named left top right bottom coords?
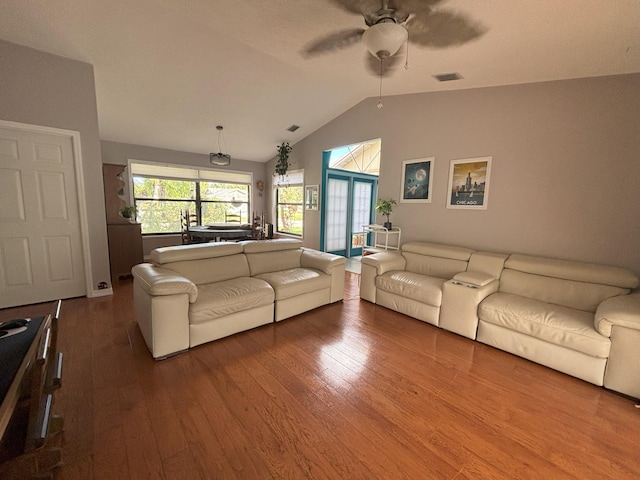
left=107, top=223, right=144, bottom=281
left=0, top=301, right=63, bottom=479
left=102, top=164, right=127, bottom=224
left=102, top=164, right=144, bottom=281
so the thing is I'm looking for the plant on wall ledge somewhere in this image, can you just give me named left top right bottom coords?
left=274, top=141, right=292, bottom=182
left=120, top=204, right=137, bottom=223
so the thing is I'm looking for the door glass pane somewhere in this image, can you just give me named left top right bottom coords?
left=351, top=181, right=372, bottom=250
left=326, top=178, right=348, bottom=252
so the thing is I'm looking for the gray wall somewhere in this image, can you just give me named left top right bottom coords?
left=101, top=140, right=268, bottom=255
left=286, top=74, right=640, bottom=275
left=5, top=35, right=637, bottom=279
left=0, top=40, right=112, bottom=291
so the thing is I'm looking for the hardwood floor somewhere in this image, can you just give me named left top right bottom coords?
left=1, top=271, right=639, bottom=479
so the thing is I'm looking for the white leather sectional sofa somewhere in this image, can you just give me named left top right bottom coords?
left=132, top=239, right=345, bottom=359
left=361, top=242, right=640, bottom=399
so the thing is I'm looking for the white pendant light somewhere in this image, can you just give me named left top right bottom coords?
left=362, top=21, right=408, bottom=60
left=210, top=125, right=231, bottom=166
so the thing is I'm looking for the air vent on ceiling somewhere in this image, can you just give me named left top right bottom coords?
left=433, top=73, right=463, bottom=82
left=287, top=125, right=300, bottom=132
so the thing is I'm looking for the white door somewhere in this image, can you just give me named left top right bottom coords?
left=0, top=126, right=86, bottom=308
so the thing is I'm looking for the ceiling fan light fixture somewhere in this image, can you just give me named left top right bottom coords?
left=362, top=21, right=408, bottom=60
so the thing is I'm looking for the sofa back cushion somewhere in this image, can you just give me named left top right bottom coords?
left=152, top=242, right=243, bottom=264
left=167, top=255, right=251, bottom=285
left=242, top=238, right=304, bottom=276
left=151, top=243, right=250, bottom=285
left=499, top=254, right=638, bottom=312
left=467, top=251, right=509, bottom=279
left=246, top=250, right=302, bottom=276
left=241, top=238, right=303, bottom=253
left=401, top=242, right=473, bottom=279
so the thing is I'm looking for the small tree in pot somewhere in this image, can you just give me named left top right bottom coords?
left=375, top=198, right=396, bottom=229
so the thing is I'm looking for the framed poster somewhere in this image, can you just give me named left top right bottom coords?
left=446, top=156, right=492, bottom=209
left=400, top=157, right=434, bottom=203
left=305, top=185, right=319, bottom=210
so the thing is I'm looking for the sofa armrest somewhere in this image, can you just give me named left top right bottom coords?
left=598, top=294, right=640, bottom=398
left=440, top=275, right=500, bottom=339
left=132, top=264, right=193, bottom=359
left=595, top=293, right=640, bottom=337
left=301, top=248, right=346, bottom=274
left=301, top=248, right=346, bottom=303
left=361, top=251, right=406, bottom=275
left=132, top=263, right=198, bottom=303
left=359, top=252, right=406, bottom=303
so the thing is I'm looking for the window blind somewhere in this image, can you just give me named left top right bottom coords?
left=130, top=160, right=252, bottom=184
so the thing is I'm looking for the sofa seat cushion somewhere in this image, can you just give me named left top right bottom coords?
left=479, top=293, right=610, bottom=358
left=255, top=268, right=331, bottom=301
left=189, top=277, right=274, bottom=324
left=376, top=271, right=445, bottom=306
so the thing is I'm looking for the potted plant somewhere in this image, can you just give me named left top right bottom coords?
left=120, top=204, right=137, bottom=223
left=274, top=141, right=292, bottom=179
left=375, top=198, right=396, bottom=229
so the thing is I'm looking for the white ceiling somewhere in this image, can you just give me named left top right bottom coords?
left=1, top=0, right=639, bottom=162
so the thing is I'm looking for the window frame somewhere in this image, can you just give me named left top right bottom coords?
left=127, top=160, right=252, bottom=235
left=275, top=170, right=304, bottom=237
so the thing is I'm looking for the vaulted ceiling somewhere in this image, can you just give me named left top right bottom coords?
left=1, top=0, right=638, bottom=162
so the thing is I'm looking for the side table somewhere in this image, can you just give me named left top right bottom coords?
left=362, top=224, right=402, bottom=255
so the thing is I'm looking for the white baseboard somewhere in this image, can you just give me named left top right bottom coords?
left=88, top=288, right=113, bottom=298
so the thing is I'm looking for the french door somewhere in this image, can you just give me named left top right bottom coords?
left=324, top=171, right=377, bottom=257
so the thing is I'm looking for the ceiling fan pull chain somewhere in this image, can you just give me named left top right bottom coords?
left=377, top=58, right=384, bottom=109
left=405, top=36, right=410, bottom=70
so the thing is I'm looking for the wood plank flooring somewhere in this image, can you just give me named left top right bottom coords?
left=1, top=272, right=639, bottom=479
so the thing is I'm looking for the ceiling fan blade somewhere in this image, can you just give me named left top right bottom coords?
left=329, top=0, right=386, bottom=16
left=365, top=51, right=403, bottom=77
left=390, top=0, right=445, bottom=17
left=330, top=0, right=389, bottom=26
left=407, top=9, right=487, bottom=48
left=302, top=28, right=366, bottom=57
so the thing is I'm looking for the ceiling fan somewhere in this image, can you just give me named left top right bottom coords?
left=303, top=0, right=486, bottom=81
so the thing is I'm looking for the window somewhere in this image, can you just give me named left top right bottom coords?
left=275, top=170, right=304, bottom=236
left=129, top=161, right=252, bottom=234
left=328, top=138, right=380, bottom=175
left=133, top=177, right=196, bottom=234
left=200, top=182, right=249, bottom=225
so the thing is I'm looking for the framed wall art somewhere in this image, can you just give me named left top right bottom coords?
left=446, top=156, right=492, bottom=209
left=400, top=157, right=434, bottom=203
left=305, top=185, right=319, bottom=210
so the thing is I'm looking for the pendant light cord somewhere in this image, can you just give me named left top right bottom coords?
left=216, top=125, right=225, bottom=153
